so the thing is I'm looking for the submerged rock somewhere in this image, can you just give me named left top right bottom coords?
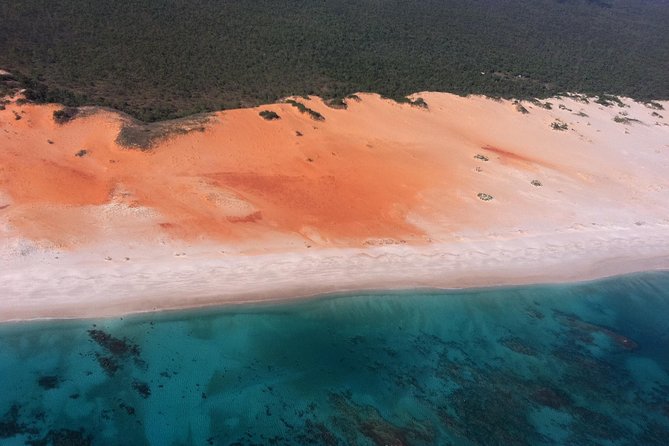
left=132, top=381, right=151, bottom=399
left=531, top=387, right=571, bottom=409
left=37, top=376, right=60, bottom=390
left=88, top=329, right=140, bottom=357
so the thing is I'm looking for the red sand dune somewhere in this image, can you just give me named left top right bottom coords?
left=1, top=93, right=668, bottom=250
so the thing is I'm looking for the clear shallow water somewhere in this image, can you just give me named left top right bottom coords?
left=1, top=273, right=669, bottom=445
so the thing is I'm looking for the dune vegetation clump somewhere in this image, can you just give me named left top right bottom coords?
left=595, top=95, right=625, bottom=107
left=285, top=99, right=325, bottom=121
left=259, top=110, right=280, bottom=120
left=387, top=96, right=429, bottom=109
left=477, top=193, right=494, bottom=201
left=410, top=97, right=429, bottom=109
left=53, top=107, right=79, bottom=124
left=514, top=101, right=529, bottom=114
left=116, top=114, right=210, bottom=151
left=644, top=101, right=664, bottom=111
left=530, top=99, right=552, bottom=110
left=325, top=98, right=348, bottom=109
left=613, top=114, right=640, bottom=125
left=551, top=120, right=568, bottom=131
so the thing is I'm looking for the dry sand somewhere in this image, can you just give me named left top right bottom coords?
left=1, top=92, right=668, bottom=321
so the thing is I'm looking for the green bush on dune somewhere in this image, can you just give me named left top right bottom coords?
left=285, top=99, right=325, bottom=121
left=259, top=110, right=281, bottom=120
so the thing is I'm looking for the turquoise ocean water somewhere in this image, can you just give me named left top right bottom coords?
left=1, top=272, right=669, bottom=445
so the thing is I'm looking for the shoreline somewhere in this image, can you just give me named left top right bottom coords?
left=2, top=226, right=668, bottom=324
left=4, top=267, right=669, bottom=327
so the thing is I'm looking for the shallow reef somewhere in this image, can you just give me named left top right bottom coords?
left=0, top=272, right=668, bottom=445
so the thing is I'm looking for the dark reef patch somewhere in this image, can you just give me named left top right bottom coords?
left=132, top=381, right=151, bottom=399
left=37, top=376, right=60, bottom=390
left=0, top=404, right=29, bottom=439
left=27, top=428, right=92, bottom=446
left=88, top=329, right=140, bottom=357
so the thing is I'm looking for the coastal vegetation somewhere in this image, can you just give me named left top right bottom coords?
left=115, top=114, right=211, bottom=150
left=514, top=101, right=530, bottom=114
left=644, top=101, right=664, bottom=111
left=285, top=100, right=325, bottom=121
left=325, top=98, right=348, bottom=109
left=0, top=0, right=667, bottom=122
left=551, top=120, right=569, bottom=131
left=53, top=107, right=78, bottom=124
left=388, top=96, right=429, bottom=109
left=613, top=114, right=641, bottom=125
left=595, top=94, right=627, bottom=108
left=259, top=110, right=280, bottom=120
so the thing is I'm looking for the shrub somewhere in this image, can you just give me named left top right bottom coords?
left=530, top=99, right=552, bottom=110
left=285, top=99, right=325, bottom=121
left=613, top=114, right=640, bottom=124
left=325, top=98, right=347, bottom=109
left=644, top=101, right=664, bottom=110
left=531, top=179, right=542, bottom=187
left=477, top=192, right=493, bottom=201
left=387, top=96, right=428, bottom=109
left=595, top=94, right=625, bottom=107
left=411, top=97, right=428, bottom=109
left=53, top=107, right=79, bottom=124
left=74, top=149, right=88, bottom=157
left=116, top=113, right=211, bottom=150
left=259, top=110, right=280, bottom=120
left=551, top=120, right=568, bottom=131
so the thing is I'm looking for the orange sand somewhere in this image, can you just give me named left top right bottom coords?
left=1, top=99, right=453, bottom=247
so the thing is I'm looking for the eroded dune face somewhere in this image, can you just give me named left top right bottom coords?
left=1, top=93, right=668, bottom=251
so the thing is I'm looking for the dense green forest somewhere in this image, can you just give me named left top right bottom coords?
left=1, top=0, right=667, bottom=121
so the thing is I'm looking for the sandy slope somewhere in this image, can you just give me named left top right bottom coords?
left=1, top=92, right=668, bottom=321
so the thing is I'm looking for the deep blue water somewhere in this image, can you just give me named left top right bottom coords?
left=1, top=272, right=669, bottom=445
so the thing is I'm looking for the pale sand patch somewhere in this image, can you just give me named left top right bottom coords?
left=1, top=225, right=668, bottom=322
left=0, top=92, right=668, bottom=321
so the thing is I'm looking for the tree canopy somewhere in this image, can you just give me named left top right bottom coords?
left=1, top=0, right=667, bottom=121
